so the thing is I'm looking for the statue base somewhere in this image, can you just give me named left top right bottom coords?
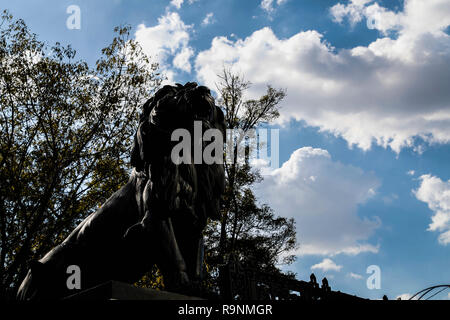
left=64, top=281, right=203, bottom=300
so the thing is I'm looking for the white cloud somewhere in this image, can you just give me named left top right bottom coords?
left=330, top=0, right=373, bottom=26
left=173, top=47, right=194, bottom=73
left=396, top=293, right=412, bottom=300
left=332, top=0, right=450, bottom=36
left=311, top=258, right=343, bottom=272
left=330, top=0, right=402, bottom=34
left=364, top=3, right=402, bottom=34
left=169, top=0, right=197, bottom=9
left=407, top=170, right=415, bottom=176
left=135, top=12, right=194, bottom=81
left=195, top=0, right=450, bottom=153
left=347, top=272, right=363, bottom=279
left=170, top=0, right=184, bottom=9
left=253, top=147, right=380, bottom=256
left=202, top=12, right=215, bottom=26
left=260, top=0, right=272, bottom=12
left=414, top=174, right=450, bottom=245
left=260, top=0, right=287, bottom=14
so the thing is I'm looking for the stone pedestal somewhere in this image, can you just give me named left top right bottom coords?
left=64, top=281, right=203, bottom=300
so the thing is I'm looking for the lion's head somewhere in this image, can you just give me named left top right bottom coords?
left=130, top=82, right=225, bottom=229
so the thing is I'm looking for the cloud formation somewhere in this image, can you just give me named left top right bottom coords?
left=414, top=174, right=450, bottom=245
left=170, top=0, right=197, bottom=10
left=254, top=147, right=380, bottom=256
left=260, top=0, right=287, bottom=14
left=311, top=258, right=343, bottom=272
left=195, top=0, right=450, bottom=153
left=347, top=272, right=364, bottom=279
left=170, top=0, right=184, bottom=10
left=202, top=12, right=215, bottom=26
left=396, top=293, right=412, bottom=300
left=135, top=12, right=194, bottom=81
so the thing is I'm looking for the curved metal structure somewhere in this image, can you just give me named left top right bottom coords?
left=409, top=285, right=450, bottom=300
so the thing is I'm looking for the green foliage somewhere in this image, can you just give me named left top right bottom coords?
left=134, top=266, right=165, bottom=291
left=0, top=11, right=162, bottom=293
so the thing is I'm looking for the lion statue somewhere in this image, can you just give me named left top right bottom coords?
left=16, top=82, right=225, bottom=300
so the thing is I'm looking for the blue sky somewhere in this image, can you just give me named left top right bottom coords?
left=3, top=0, right=450, bottom=300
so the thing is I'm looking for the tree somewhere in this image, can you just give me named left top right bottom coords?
left=0, top=11, right=162, bottom=297
left=203, top=69, right=297, bottom=292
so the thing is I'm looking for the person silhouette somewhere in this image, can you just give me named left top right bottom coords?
left=310, top=273, right=318, bottom=289
left=322, top=277, right=331, bottom=292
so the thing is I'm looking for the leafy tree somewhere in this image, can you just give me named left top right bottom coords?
left=203, top=69, right=297, bottom=292
left=0, top=11, right=162, bottom=297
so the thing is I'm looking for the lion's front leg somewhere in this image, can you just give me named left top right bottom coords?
left=153, top=216, right=190, bottom=289
left=125, top=208, right=190, bottom=291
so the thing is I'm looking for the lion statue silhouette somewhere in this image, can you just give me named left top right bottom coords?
left=17, top=82, right=225, bottom=300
